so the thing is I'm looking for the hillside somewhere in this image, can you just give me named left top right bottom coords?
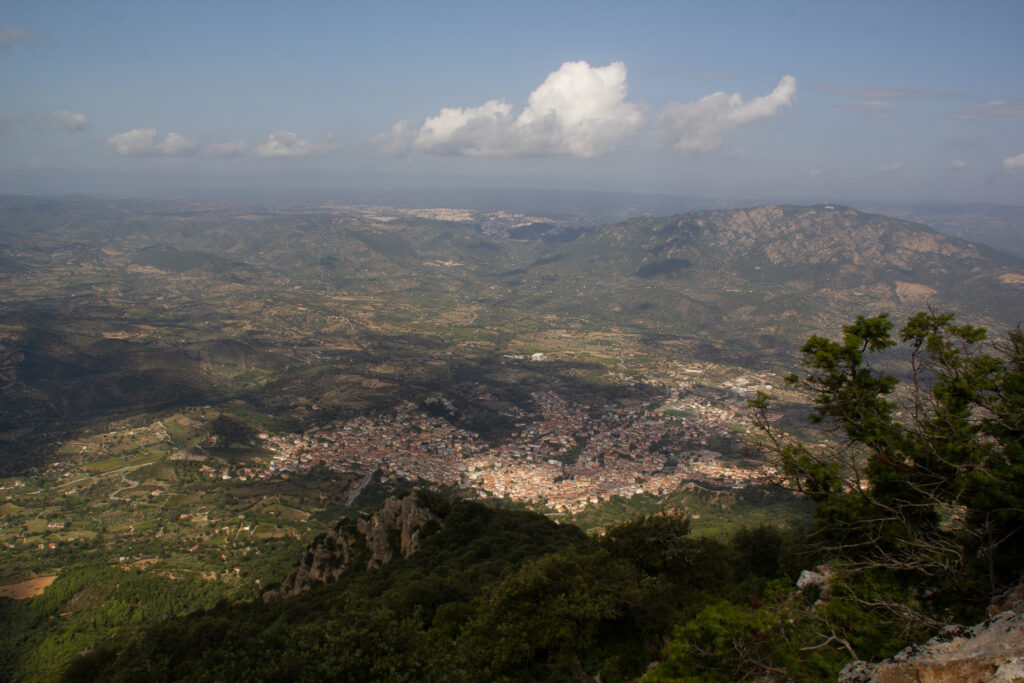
left=860, top=201, right=1024, bottom=258
left=511, top=204, right=1024, bottom=363
left=57, top=493, right=807, bottom=683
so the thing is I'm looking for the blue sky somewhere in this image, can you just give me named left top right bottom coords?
left=2, top=0, right=1023, bottom=203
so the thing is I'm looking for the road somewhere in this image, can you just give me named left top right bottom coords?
left=346, top=470, right=374, bottom=506
left=110, top=473, right=140, bottom=501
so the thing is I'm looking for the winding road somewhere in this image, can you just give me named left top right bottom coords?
left=109, top=473, right=140, bottom=502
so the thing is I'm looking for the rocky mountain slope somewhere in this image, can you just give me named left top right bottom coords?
left=860, top=201, right=1024, bottom=258
left=840, top=580, right=1024, bottom=683
left=513, top=204, right=1024, bottom=362
left=265, top=495, right=441, bottom=599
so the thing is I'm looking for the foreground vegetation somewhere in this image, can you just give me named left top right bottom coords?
left=62, top=497, right=822, bottom=682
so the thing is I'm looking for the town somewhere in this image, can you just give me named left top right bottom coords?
left=254, top=388, right=773, bottom=512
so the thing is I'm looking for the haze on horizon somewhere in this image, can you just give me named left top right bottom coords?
left=1, top=0, right=1023, bottom=205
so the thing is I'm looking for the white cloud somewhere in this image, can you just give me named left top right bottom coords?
left=378, top=60, right=645, bottom=158
left=106, top=128, right=198, bottom=156
left=881, top=161, right=903, bottom=172
left=1002, top=153, right=1024, bottom=172
left=3, top=109, right=91, bottom=134
left=373, top=121, right=415, bottom=157
left=956, top=100, right=1024, bottom=119
left=38, top=109, right=92, bottom=132
left=0, top=26, right=27, bottom=49
left=655, top=75, right=796, bottom=154
left=256, top=130, right=339, bottom=158
left=208, top=140, right=248, bottom=158
left=413, top=99, right=515, bottom=156
left=948, top=159, right=967, bottom=170
left=510, top=60, right=644, bottom=156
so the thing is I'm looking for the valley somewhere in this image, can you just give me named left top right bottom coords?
left=1, top=194, right=1022, bottom=681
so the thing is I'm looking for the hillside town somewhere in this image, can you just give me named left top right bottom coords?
left=253, top=388, right=772, bottom=512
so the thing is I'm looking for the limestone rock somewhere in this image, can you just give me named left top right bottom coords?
left=796, top=569, right=824, bottom=591
left=357, top=494, right=439, bottom=569
left=263, top=493, right=441, bottom=601
left=838, top=592, right=1024, bottom=683
left=795, top=565, right=833, bottom=603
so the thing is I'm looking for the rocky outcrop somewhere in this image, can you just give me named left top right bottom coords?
left=263, top=494, right=441, bottom=600
left=795, top=566, right=833, bottom=604
left=839, top=582, right=1024, bottom=683
left=356, top=494, right=440, bottom=569
left=721, top=205, right=985, bottom=270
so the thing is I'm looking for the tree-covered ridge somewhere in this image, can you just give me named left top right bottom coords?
left=646, top=311, right=1024, bottom=681
left=1, top=565, right=249, bottom=682
left=61, top=493, right=799, bottom=682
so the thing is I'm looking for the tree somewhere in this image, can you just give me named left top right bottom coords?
left=751, top=311, right=1024, bottom=617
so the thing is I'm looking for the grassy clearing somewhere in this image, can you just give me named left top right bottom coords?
left=162, top=493, right=202, bottom=508
left=25, top=519, right=49, bottom=534
left=261, top=504, right=310, bottom=522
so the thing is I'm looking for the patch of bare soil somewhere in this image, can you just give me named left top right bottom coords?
left=0, top=575, right=57, bottom=599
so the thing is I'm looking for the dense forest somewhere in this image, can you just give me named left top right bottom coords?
left=62, top=496, right=820, bottom=682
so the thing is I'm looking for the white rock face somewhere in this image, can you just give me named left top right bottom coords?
left=839, top=587, right=1024, bottom=683
left=795, top=565, right=833, bottom=604
left=796, top=569, right=824, bottom=591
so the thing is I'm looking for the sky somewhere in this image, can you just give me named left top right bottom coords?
left=2, top=0, right=1023, bottom=204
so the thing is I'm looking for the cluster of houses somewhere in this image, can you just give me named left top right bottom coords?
left=253, top=388, right=773, bottom=511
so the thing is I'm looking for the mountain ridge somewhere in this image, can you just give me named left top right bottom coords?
left=515, top=203, right=1024, bottom=360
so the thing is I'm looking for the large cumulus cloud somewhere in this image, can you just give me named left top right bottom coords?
left=378, top=61, right=645, bottom=158
left=655, top=75, right=797, bottom=154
